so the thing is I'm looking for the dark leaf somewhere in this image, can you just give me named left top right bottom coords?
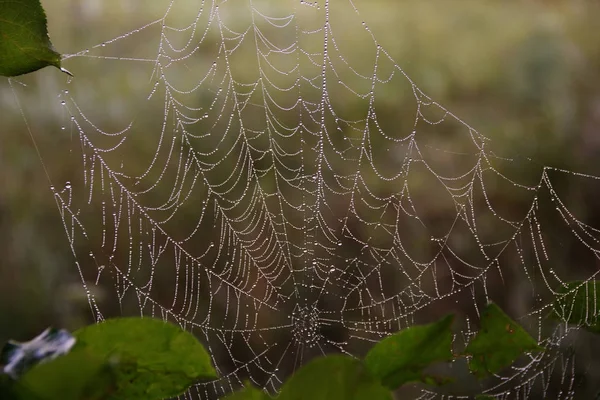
left=363, top=314, right=455, bottom=389
left=278, top=355, right=391, bottom=400
left=222, top=383, right=271, bottom=400
left=465, top=303, right=543, bottom=378
left=551, top=280, right=600, bottom=334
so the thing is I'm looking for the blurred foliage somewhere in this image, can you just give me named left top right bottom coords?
left=1, top=317, right=216, bottom=400
left=363, top=314, right=454, bottom=389
left=1, top=0, right=600, bottom=397
left=225, top=304, right=544, bottom=398
left=74, top=317, right=216, bottom=399
left=463, top=303, right=543, bottom=379
left=552, top=280, right=600, bottom=334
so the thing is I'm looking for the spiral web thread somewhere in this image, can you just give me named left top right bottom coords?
left=47, top=0, right=600, bottom=398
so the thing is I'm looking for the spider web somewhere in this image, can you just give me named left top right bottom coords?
left=26, top=0, right=600, bottom=398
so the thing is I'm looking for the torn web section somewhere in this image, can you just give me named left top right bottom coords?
left=45, top=0, right=600, bottom=398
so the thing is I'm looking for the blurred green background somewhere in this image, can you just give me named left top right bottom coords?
left=2, top=0, right=600, bottom=397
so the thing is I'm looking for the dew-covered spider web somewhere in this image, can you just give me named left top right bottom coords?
left=22, top=0, right=600, bottom=398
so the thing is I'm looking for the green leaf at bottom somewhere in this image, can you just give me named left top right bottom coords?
left=363, top=314, right=455, bottom=389
left=465, top=303, right=543, bottom=378
left=16, top=349, right=114, bottom=400
left=222, top=384, right=271, bottom=400
left=278, top=355, right=391, bottom=400
left=74, top=317, right=216, bottom=400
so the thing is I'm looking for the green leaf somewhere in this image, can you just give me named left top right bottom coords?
left=551, top=280, right=600, bottom=334
left=464, top=303, right=543, bottom=378
left=363, top=314, right=455, bottom=389
left=0, top=372, right=30, bottom=400
left=278, top=355, right=391, bottom=400
left=74, top=317, right=216, bottom=400
left=222, top=383, right=271, bottom=400
left=0, top=0, right=70, bottom=76
left=15, top=348, right=114, bottom=400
